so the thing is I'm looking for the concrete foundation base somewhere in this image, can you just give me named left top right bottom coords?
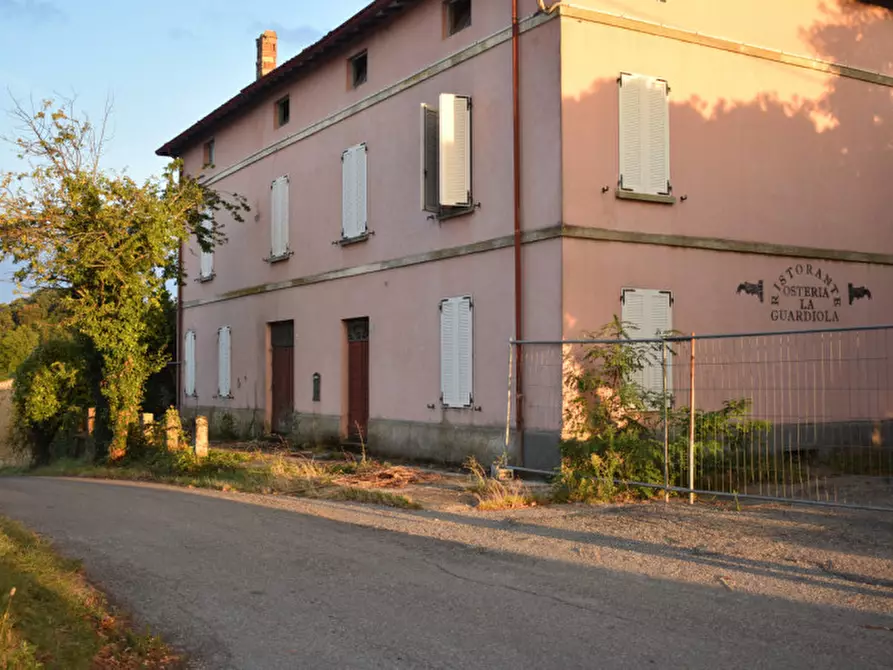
left=180, top=406, right=507, bottom=465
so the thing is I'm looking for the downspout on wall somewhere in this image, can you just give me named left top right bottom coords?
left=176, top=239, right=184, bottom=410
left=512, top=0, right=524, bottom=465
left=176, top=164, right=184, bottom=411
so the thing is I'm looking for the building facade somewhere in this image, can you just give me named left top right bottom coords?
left=158, top=0, right=893, bottom=465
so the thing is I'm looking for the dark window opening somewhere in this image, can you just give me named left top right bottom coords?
left=350, top=51, right=368, bottom=89
left=276, top=96, right=290, bottom=128
left=203, top=139, right=215, bottom=167
left=446, top=0, right=471, bottom=36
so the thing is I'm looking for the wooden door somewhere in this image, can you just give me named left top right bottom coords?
left=270, top=321, right=294, bottom=434
left=346, top=319, right=369, bottom=441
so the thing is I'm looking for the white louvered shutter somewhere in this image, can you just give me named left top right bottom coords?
left=271, top=176, right=289, bottom=257
left=622, top=289, right=647, bottom=392
left=647, top=291, right=673, bottom=397
left=421, top=104, right=440, bottom=213
left=619, top=74, right=670, bottom=196
left=439, top=94, right=471, bottom=208
left=199, top=212, right=214, bottom=279
left=441, top=298, right=458, bottom=407
left=217, top=326, right=231, bottom=398
left=342, top=144, right=367, bottom=238
left=184, top=330, right=196, bottom=397
left=441, top=296, right=473, bottom=408
left=622, top=288, right=672, bottom=397
left=456, top=296, right=473, bottom=406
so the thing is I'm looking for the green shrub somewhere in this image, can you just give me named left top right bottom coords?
left=12, top=336, right=93, bottom=465
left=557, top=318, right=771, bottom=502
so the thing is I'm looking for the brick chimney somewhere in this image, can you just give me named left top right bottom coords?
left=256, top=30, right=278, bottom=80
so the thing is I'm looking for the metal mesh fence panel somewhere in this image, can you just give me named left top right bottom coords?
left=508, top=326, right=893, bottom=510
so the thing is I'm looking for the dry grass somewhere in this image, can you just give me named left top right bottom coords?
left=463, top=457, right=545, bottom=511
left=19, top=449, right=424, bottom=511
left=0, top=516, right=180, bottom=669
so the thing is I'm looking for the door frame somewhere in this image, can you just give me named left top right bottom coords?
left=342, top=317, right=370, bottom=441
left=266, top=320, right=295, bottom=434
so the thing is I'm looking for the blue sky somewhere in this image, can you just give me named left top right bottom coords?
left=0, top=0, right=370, bottom=303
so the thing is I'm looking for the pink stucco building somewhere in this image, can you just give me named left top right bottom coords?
left=158, top=0, right=893, bottom=465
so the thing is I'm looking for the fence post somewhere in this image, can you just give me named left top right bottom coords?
left=689, top=333, right=696, bottom=505
left=662, top=339, right=670, bottom=503
left=504, top=341, right=514, bottom=463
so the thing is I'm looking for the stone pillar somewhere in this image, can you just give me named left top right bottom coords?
left=141, top=413, right=154, bottom=441
left=194, top=416, right=209, bottom=458
left=165, top=411, right=180, bottom=452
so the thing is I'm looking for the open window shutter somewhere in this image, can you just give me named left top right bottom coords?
left=438, top=94, right=471, bottom=208
left=342, top=145, right=367, bottom=238
left=184, top=330, right=196, bottom=397
left=271, top=176, right=289, bottom=257
left=199, top=212, right=214, bottom=279
left=421, top=104, right=440, bottom=213
left=218, top=326, right=231, bottom=397
left=645, top=79, right=670, bottom=196
left=457, top=297, right=473, bottom=406
left=619, top=74, right=670, bottom=196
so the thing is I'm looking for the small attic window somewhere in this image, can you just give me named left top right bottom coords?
left=350, top=51, right=368, bottom=89
left=202, top=139, right=215, bottom=167
left=445, top=0, right=471, bottom=36
left=276, top=96, right=290, bottom=128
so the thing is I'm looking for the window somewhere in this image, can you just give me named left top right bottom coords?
left=199, top=211, right=214, bottom=281
left=621, top=288, right=673, bottom=397
left=349, top=51, right=368, bottom=89
left=341, top=144, right=368, bottom=240
left=618, top=73, right=671, bottom=198
left=184, top=330, right=196, bottom=397
left=217, top=326, right=232, bottom=398
left=445, top=0, right=472, bottom=36
left=440, top=296, right=473, bottom=408
left=269, top=175, right=290, bottom=261
left=202, top=139, right=215, bottom=167
left=421, top=93, right=472, bottom=216
left=276, top=96, right=290, bottom=128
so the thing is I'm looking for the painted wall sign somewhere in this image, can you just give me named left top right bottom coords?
left=736, top=263, right=872, bottom=322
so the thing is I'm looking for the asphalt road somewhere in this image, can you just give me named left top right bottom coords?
left=0, top=478, right=889, bottom=669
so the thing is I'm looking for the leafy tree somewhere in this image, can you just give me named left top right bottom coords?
left=0, top=327, right=39, bottom=379
left=0, top=98, right=248, bottom=459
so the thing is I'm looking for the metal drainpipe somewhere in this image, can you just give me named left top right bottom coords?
left=177, top=237, right=184, bottom=411
left=176, top=164, right=184, bottom=411
left=512, top=0, right=525, bottom=466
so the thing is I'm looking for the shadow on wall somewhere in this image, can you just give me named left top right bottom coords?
left=562, top=0, right=893, bottom=245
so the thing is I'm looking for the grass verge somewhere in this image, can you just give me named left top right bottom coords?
left=13, top=446, right=422, bottom=511
left=0, top=516, right=179, bottom=669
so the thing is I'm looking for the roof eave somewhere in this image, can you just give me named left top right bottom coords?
left=155, top=0, right=418, bottom=158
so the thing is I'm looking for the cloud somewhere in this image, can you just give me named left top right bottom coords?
left=0, top=0, right=66, bottom=23
left=248, top=21, right=322, bottom=48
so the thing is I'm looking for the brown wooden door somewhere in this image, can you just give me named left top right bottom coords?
left=270, top=321, right=294, bottom=434
left=346, top=319, right=369, bottom=441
